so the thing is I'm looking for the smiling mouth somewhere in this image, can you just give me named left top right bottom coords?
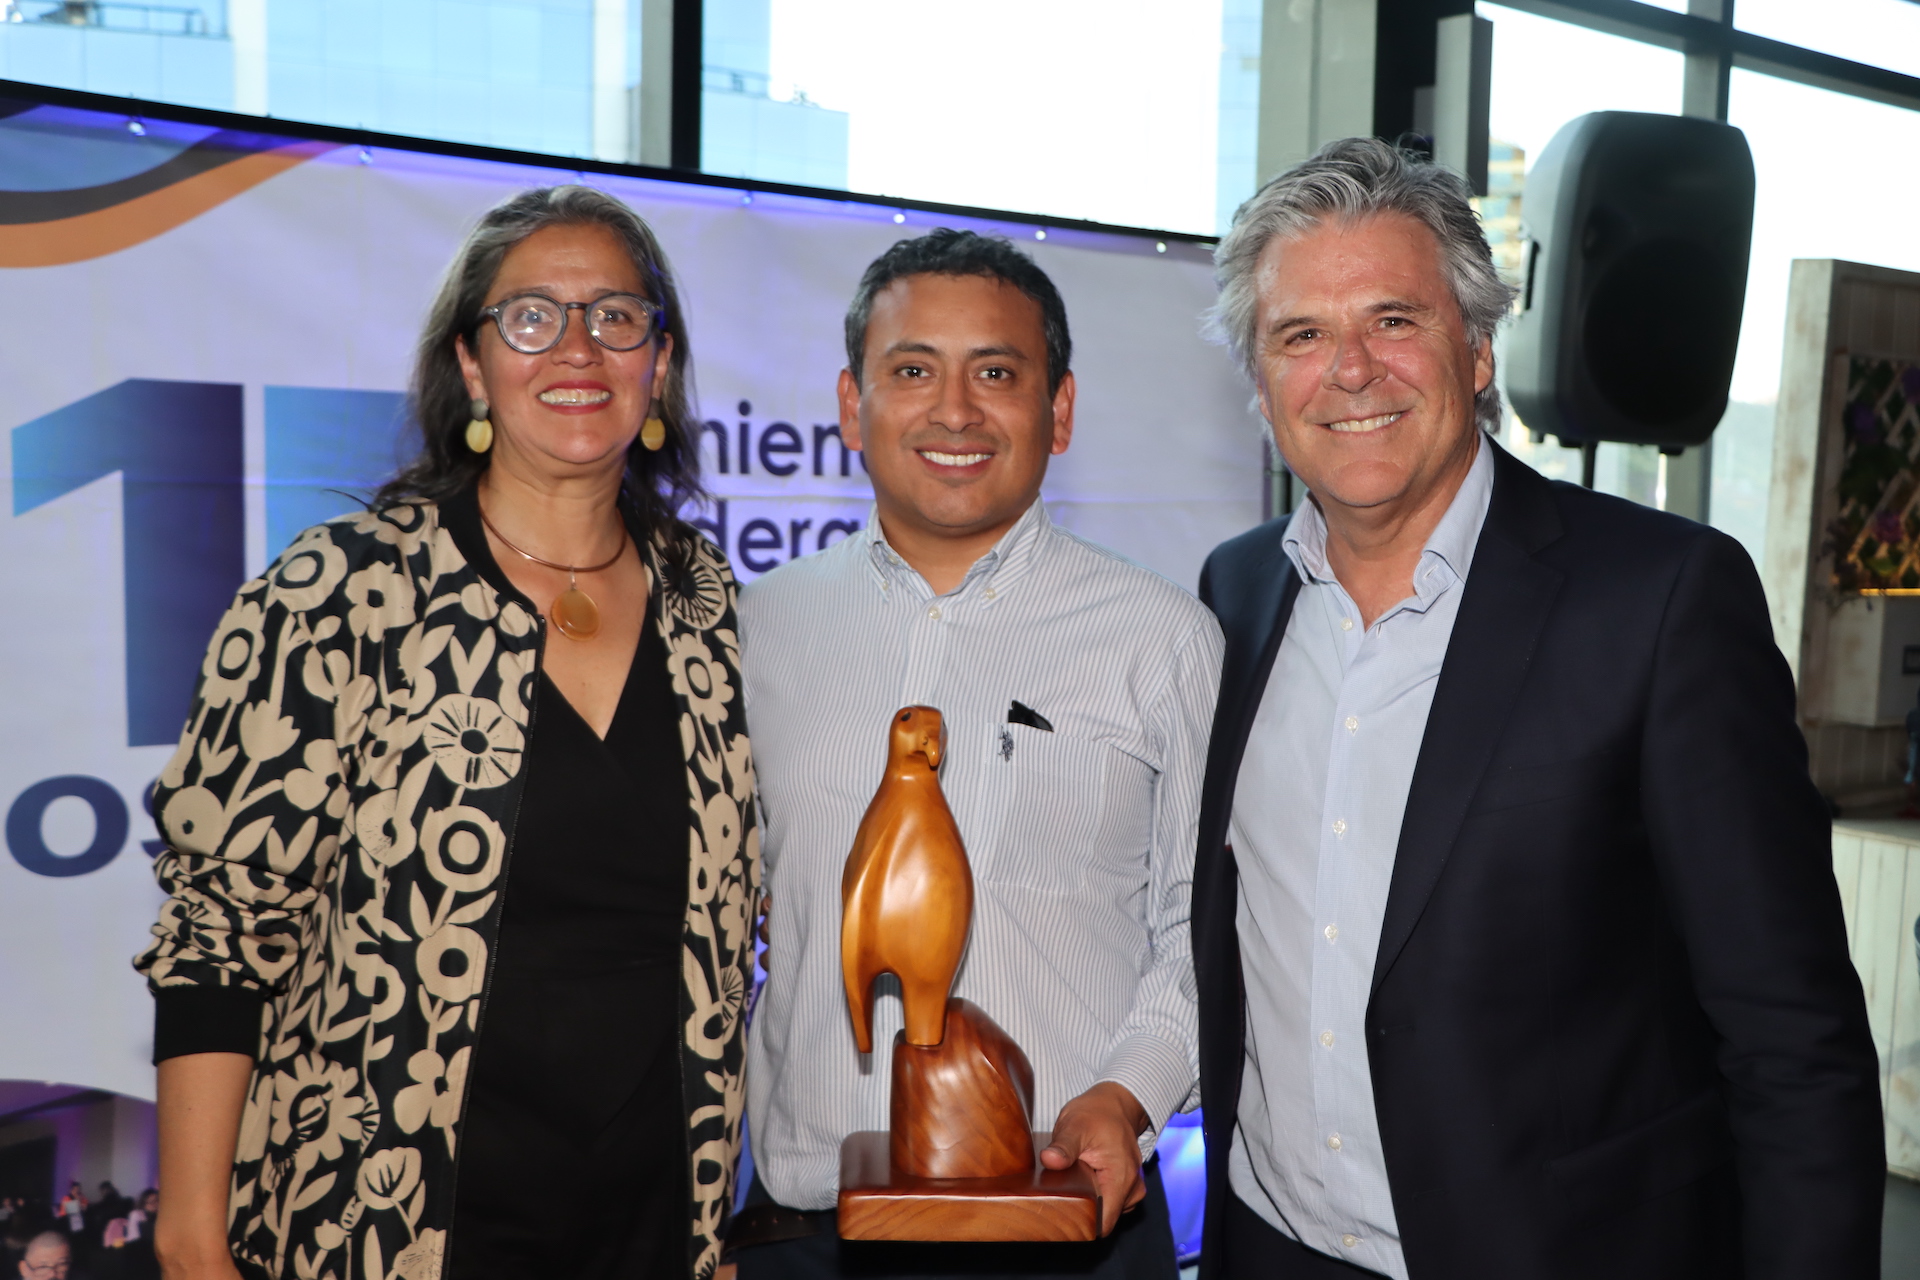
left=1320, top=411, right=1406, bottom=434
left=918, top=449, right=993, bottom=467
left=538, top=388, right=612, bottom=406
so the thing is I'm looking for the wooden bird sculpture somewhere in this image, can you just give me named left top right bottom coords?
left=842, top=706, right=974, bottom=1053
left=835, top=707, right=1096, bottom=1234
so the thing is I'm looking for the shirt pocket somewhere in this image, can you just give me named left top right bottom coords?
left=978, top=723, right=1154, bottom=892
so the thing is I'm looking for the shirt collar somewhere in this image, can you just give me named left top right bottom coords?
left=1282, top=432, right=1495, bottom=597
left=862, top=496, right=1054, bottom=598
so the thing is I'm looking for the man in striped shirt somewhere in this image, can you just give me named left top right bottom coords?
left=734, top=228, right=1223, bottom=1280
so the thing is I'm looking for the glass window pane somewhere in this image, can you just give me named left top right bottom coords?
left=1474, top=3, right=1685, bottom=498
left=1216, top=0, right=1264, bottom=234
left=1477, top=3, right=1686, bottom=160
left=0, top=0, right=632, bottom=161
left=1713, top=70, right=1920, bottom=561
left=759, top=0, right=1229, bottom=233
left=1737, top=0, right=1920, bottom=81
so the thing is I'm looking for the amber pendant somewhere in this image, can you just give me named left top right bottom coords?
left=550, top=587, right=602, bottom=640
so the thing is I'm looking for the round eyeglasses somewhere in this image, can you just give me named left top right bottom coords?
left=480, top=292, right=662, bottom=355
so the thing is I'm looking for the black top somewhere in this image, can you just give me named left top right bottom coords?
left=446, top=494, right=690, bottom=1280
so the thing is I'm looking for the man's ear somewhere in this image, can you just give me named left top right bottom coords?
left=1049, top=371, right=1077, bottom=456
left=837, top=367, right=864, bottom=450
left=1472, top=336, right=1495, bottom=396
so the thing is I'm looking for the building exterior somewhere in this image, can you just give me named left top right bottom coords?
left=1215, top=0, right=1261, bottom=233
left=1475, top=136, right=1526, bottom=292
left=0, top=0, right=847, bottom=185
left=699, top=0, right=846, bottom=188
left=0, top=0, right=235, bottom=112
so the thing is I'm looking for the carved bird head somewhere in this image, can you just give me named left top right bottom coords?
left=891, top=705, right=945, bottom=770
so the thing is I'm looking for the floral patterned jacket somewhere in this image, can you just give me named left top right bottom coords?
left=135, top=492, right=759, bottom=1280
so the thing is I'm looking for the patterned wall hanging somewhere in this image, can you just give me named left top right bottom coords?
left=1828, top=355, right=1920, bottom=592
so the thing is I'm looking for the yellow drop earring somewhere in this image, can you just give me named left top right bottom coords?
left=641, top=405, right=666, bottom=452
left=465, top=398, right=493, bottom=453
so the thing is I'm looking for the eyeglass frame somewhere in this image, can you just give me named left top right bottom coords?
left=477, top=291, right=666, bottom=355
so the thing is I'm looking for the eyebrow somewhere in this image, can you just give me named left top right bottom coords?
left=884, top=341, right=1031, bottom=361
left=1266, top=298, right=1435, bottom=336
left=499, top=285, right=638, bottom=301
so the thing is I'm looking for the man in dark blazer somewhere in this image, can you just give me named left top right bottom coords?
left=1192, top=138, right=1883, bottom=1279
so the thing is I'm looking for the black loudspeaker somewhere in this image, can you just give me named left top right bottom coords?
left=1505, top=111, right=1754, bottom=448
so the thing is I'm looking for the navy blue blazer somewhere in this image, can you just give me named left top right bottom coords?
left=1192, top=441, right=1883, bottom=1279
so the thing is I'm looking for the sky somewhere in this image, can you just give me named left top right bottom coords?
left=1734, top=0, right=1920, bottom=79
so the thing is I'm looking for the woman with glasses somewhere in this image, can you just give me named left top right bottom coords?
left=139, top=187, right=758, bottom=1280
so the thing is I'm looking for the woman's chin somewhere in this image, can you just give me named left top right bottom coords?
left=503, top=430, right=640, bottom=474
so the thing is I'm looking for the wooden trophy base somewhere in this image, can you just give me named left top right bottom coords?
left=837, top=1130, right=1101, bottom=1242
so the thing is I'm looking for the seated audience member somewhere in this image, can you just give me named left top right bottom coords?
left=109, top=1192, right=158, bottom=1280
left=93, top=1184, right=129, bottom=1248
left=17, top=1233, right=68, bottom=1280
left=122, top=1193, right=155, bottom=1247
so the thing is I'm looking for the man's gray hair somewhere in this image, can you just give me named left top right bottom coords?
left=1209, top=137, right=1517, bottom=432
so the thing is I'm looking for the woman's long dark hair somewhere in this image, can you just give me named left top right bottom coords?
left=376, top=185, right=706, bottom=567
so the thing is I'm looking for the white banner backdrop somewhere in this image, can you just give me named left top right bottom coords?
left=0, top=104, right=1261, bottom=1101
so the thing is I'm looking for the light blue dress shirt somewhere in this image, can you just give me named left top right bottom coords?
left=741, top=499, right=1223, bottom=1210
left=1226, top=439, right=1494, bottom=1279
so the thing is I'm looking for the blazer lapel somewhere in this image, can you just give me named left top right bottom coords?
left=1193, top=518, right=1303, bottom=1201
left=1197, top=526, right=1303, bottom=867
left=1218, top=557, right=1302, bottom=774
left=1372, top=445, right=1566, bottom=994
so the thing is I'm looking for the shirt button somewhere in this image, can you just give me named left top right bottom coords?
left=983, top=586, right=997, bottom=600
left=927, top=605, right=941, bottom=620
left=1344, top=715, right=1358, bottom=734
left=1324, top=923, right=1338, bottom=941
left=1327, top=1133, right=1342, bottom=1151
left=1340, top=616, right=1354, bottom=631
left=1331, top=818, right=1346, bottom=836
left=1319, top=1030, right=1334, bottom=1048
left=1342, top=1234, right=1360, bottom=1249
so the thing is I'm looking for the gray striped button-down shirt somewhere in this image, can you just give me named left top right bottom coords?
left=1227, top=438, right=1493, bottom=1279
left=740, top=498, right=1223, bottom=1210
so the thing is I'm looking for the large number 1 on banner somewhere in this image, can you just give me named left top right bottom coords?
left=12, top=380, right=245, bottom=748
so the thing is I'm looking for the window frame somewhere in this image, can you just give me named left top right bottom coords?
left=1490, top=0, right=1920, bottom=119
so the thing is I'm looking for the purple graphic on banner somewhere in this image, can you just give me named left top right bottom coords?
left=11, top=379, right=244, bottom=748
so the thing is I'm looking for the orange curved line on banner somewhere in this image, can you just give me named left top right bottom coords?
left=0, top=139, right=341, bottom=268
